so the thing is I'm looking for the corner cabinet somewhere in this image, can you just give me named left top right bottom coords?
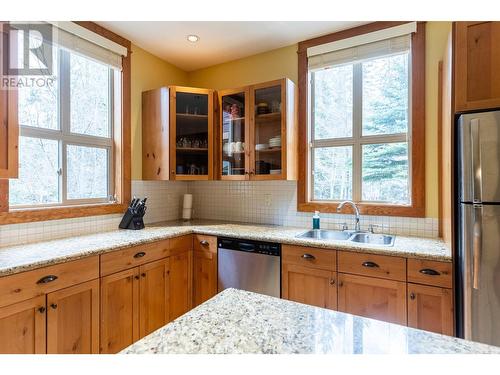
left=454, top=22, right=500, bottom=111
left=142, top=86, right=215, bottom=181
left=218, top=78, right=297, bottom=180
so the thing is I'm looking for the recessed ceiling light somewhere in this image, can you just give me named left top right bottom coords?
left=187, top=34, right=200, bottom=43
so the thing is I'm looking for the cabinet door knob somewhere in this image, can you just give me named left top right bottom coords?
left=339, top=281, right=344, bottom=287
left=38, top=306, right=46, bottom=314
left=302, top=253, right=316, bottom=260
left=134, top=252, right=146, bottom=258
left=156, top=167, right=161, bottom=175
left=329, top=278, right=335, bottom=285
left=200, top=240, right=209, bottom=246
left=37, top=275, right=58, bottom=284
left=362, top=261, right=379, bottom=268
left=134, top=275, right=140, bottom=280
left=410, top=292, right=416, bottom=300
left=419, top=268, right=440, bottom=276
left=50, top=303, right=58, bottom=309
left=141, top=273, right=146, bottom=278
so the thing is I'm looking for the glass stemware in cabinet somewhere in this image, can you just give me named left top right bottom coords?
left=253, top=83, right=283, bottom=177
left=220, top=89, right=248, bottom=179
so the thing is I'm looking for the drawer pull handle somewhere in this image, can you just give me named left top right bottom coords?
left=419, top=268, right=440, bottom=276
left=134, top=252, right=146, bottom=258
left=200, top=240, right=209, bottom=246
left=362, top=261, right=379, bottom=268
left=37, top=275, right=58, bottom=284
left=50, top=303, right=58, bottom=309
left=302, top=254, right=316, bottom=260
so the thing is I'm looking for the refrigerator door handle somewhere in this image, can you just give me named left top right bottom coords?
left=471, top=119, right=483, bottom=203
left=472, top=204, right=483, bottom=290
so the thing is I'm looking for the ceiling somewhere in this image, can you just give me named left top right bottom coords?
left=97, top=21, right=369, bottom=71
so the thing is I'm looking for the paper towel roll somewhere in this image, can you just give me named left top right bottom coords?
left=182, top=207, right=193, bottom=220
left=183, top=194, right=193, bottom=209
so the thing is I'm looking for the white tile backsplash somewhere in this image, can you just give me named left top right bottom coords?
left=0, top=180, right=188, bottom=247
left=187, top=180, right=439, bottom=238
left=0, top=179, right=438, bottom=248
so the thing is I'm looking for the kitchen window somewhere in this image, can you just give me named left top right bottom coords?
left=10, top=49, right=116, bottom=207
left=298, top=22, right=425, bottom=217
left=0, top=22, right=131, bottom=222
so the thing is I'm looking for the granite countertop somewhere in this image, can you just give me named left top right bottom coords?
left=0, top=219, right=451, bottom=277
left=121, top=288, right=500, bottom=354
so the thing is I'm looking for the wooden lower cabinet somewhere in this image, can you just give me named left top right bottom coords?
left=47, top=279, right=99, bottom=354
left=169, top=250, right=192, bottom=320
left=139, top=258, right=170, bottom=338
left=100, top=268, right=139, bottom=354
left=282, top=264, right=337, bottom=310
left=338, top=273, right=407, bottom=325
left=407, top=283, right=454, bottom=335
left=193, top=250, right=217, bottom=307
left=0, top=296, right=46, bottom=354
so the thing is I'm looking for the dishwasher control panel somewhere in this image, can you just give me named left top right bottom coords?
left=218, top=237, right=281, bottom=256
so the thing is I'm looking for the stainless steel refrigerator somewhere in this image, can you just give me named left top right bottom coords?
left=458, top=110, right=500, bottom=346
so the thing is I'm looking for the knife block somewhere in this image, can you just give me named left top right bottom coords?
left=119, top=206, right=146, bottom=230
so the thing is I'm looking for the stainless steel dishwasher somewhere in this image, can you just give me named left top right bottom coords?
left=217, top=237, right=281, bottom=298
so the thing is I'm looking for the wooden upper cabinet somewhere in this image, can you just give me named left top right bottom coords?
left=0, top=296, right=46, bottom=354
left=407, top=283, right=454, bottom=336
left=338, top=273, right=407, bottom=325
left=100, top=268, right=139, bottom=354
left=138, top=258, right=170, bottom=338
left=46, top=279, right=99, bottom=354
left=455, top=22, right=500, bottom=111
left=282, top=264, right=337, bottom=310
left=142, top=86, right=215, bottom=181
left=142, top=87, right=170, bottom=180
left=0, top=23, right=19, bottom=180
left=218, top=78, right=297, bottom=180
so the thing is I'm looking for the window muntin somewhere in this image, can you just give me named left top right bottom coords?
left=309, top=51, right=410, bottom=205
left=10, top=49, right=115, bottom=207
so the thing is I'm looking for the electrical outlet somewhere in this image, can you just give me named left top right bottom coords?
left=263, top=194, right=272, bottom=207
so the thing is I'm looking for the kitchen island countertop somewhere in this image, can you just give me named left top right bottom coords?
left=121, top=288, right=500, bottom=354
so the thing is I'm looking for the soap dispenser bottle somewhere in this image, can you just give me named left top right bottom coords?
left=313, top=211, right=320, bottom=230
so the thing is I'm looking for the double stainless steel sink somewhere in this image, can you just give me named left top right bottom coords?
left=297, top=229, right=395, bottom=246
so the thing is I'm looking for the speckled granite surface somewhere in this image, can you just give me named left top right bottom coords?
left=121, top=288, right=500, bottom=354
left=0, top=220, right=450, bottom=277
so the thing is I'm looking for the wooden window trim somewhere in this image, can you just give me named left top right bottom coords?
left=0, top=22, right=131, bottom=224
left=297, top=21, right=426, bottom=217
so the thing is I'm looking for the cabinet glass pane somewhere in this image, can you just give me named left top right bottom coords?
left=175, top=92, right=209, bottom=175
left=221, top=92, right=246, bottom=176
left=254, top=85, right=282, bottom=176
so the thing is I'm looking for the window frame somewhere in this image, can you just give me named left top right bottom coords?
left=297, top=21, right=426, bottom=217
left=309, top=51, right=411, bottom=204
left=0, top=22, right=131, bottom=224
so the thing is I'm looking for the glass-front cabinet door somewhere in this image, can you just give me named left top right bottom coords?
left=219, top=88, right=249, bottom=180
left=170, top=87, right=214, bottom=180
left=250, top=80, right=285, bottom=179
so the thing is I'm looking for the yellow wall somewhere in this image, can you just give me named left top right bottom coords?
left=131, top=22, right=451, bottom=218
left=130, top=44, right=188, bottom=179
left=187, top=44, right=298, bottom=89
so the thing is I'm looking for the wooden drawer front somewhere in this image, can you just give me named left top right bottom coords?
left=338, top=251, right=406, bottom=281
left=408, top=259, right=452, bottom=288
left=282, top=245, right=336, bottom=271
left=169, top=235, right=193, bottom=256
left=0, top=256, right=99, bottom=308
left=100, top=240, right=169, bottom=276
left=193, top=234, right=217, bottom=254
